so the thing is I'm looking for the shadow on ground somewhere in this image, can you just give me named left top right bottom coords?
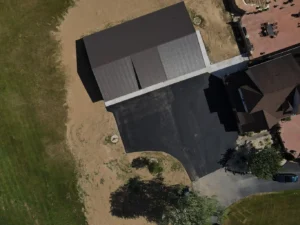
left=110, top=176, right=184, bottom=223
left=75, top=39, right=103, bottom=102
left=222, top=0, right=245, bottom=17
left=218, top=147, right=250, bottom=175
left=131, top=157, right=150, bottom=169
left=108, top=74, right=238, bottom=180
left=204, top=75, right=238, bottom=132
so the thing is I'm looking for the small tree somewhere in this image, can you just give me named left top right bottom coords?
left=162, top=192, right=222, bottom=225
left=249, top=147, right=282, bottom=179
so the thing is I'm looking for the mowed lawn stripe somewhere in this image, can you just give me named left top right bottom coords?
left=223, top=190, right=300, bottom=225
left=0, top=0, right=86, bottom=224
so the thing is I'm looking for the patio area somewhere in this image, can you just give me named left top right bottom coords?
left=280, top=115, right=300, bottom=158
left=241, top=0, right=300, bottom=58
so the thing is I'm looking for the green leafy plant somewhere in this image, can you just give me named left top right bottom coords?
left=110, top=177, right=221, bottom=225
left=148, top=161, right=163, bottom=175
left=249, top=148, right=282, bottom=179
left=162, top=192, right=222, bottom=225
left=281, top=116, right=291, bottom=122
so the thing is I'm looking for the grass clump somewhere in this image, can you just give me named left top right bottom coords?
left=171, top=161, right=183, bottom=172
left=148, top=161, right=163, bottom=175
left=281, top=116, right=292, bottom=122
left=131, top=156, right=164, bottom=175
left=188, top=8, right=206, bottom=28
left=0, top=1, right=86, bottom=224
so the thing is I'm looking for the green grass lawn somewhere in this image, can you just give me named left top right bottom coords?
left=223, top=190, right=300, bottom=225
left=0, top=1, right=86, bottom=224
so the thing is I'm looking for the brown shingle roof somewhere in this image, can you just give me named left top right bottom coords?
left=227, top=54, right=300, bottom=132
left=247, top=54, right=300, bottom=93
left=263, top=110, right=278, bottom=130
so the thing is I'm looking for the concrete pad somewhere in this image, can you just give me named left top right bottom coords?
left=193, top=164, right=300, bottom=207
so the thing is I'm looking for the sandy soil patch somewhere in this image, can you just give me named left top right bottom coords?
left=185, top=0, right=239, bottom=63
left=57, top=0, right=238, bottom=223
left=57, top=1, right=191, bottom=225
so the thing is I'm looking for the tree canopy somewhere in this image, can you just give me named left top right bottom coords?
left=249, top=148, right=282, bottom=179
left=162, top=192, right=221, bottom=225
left=110, top=177, right=221, bottom=225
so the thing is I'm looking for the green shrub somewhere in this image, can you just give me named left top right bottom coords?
left=188, top=8, right=205, bottom=28
left=281, top=116, right=291, bottom=122
left=249, top=147, right=282, bottom=179
left=148, top=161, right=163, bottom=175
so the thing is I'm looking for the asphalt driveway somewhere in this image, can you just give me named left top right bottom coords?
left=109, top=74, right=238, bottom=180
left=193, top=162, right=300, bottom=207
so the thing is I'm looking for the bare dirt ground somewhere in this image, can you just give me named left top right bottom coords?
left=57, top=0, right=238, bottom=224
left=185, top=0, right=239, bottom=63
left=57, top=1, right=191, bottom=224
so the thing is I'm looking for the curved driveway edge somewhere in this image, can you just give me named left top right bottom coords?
left=193, top=163, right=300, bottom=207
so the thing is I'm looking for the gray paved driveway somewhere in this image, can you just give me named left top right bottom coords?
left=193, top=162, right=300, bottom=207
left=109, top=74, right=238, bottom=180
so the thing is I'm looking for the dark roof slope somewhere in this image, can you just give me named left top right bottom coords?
left=248, top=54, right=300, bottom=93
left=82, top=2, right=206, bottom=102
left=131, top=47, right=167, bottom=88
left=83, top=2, right=194, bottom=69
left=227, top=54, right=300, bottom=132
left=239, top=85, right=263, bottom=112
left=92, top=57, right=140, bottom=100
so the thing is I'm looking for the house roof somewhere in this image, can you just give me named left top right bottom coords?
left=131, top=47, right=167, bottom=88
left=83, top=2, right=205, bottom=101
left=84, top=2, right=195, bottom=69
left=247, top=54, right=300, bottom=93
left=227, top=54, right=300, bottom=132
left=239, top=85, right=263, bottom=112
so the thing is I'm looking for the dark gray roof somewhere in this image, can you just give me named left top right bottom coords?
left=83, top=2, right=195, bottom=69
left=131, top=47, right=167, bottom=88
left=92, top=57, right=139, bottom=100
left=83, top=2, right=205, bottom=101
left=158, top=33, right=205, bottom=79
